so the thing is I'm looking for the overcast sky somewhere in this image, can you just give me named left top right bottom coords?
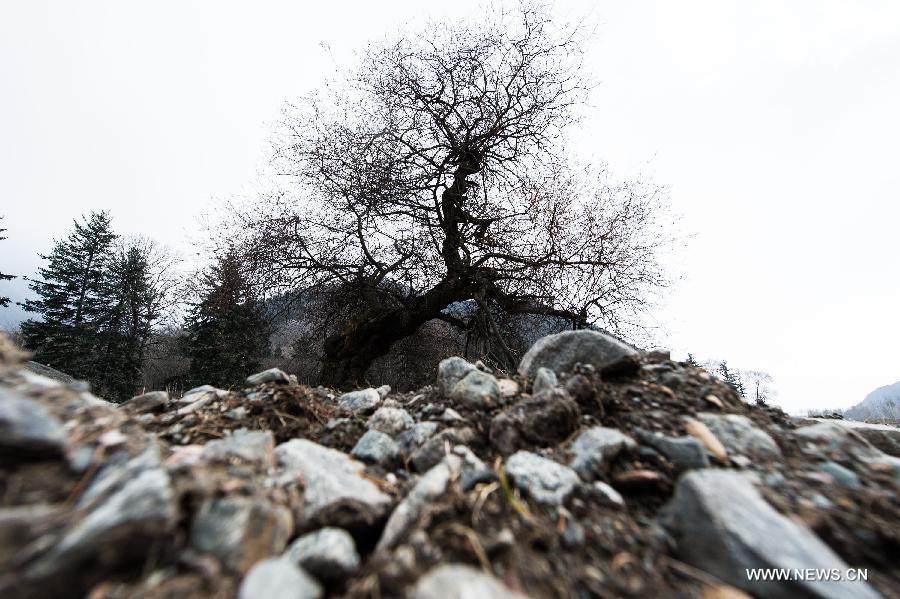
left=1, top=1, right=898, bottom=414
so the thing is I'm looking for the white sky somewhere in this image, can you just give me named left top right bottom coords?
left=1, top=1, right=898, bottom=414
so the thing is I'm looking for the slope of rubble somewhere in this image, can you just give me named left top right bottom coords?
left=0, top=331, right=898, bottom=599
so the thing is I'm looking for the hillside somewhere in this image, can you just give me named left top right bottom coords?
left=1, top=330, right=897, bottom=598
left=847, top=381, right=900, bottom=422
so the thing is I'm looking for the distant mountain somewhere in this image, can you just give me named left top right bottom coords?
left=846, top=381, right=900, bottom=421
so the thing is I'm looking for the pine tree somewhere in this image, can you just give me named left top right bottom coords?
left=94, top=243, right=163, bottom=400
left=717, top=360, right=746, bottom=395
left=183, top=252, right=269, bottom=388
left=20, top=212, right=117, bottom=380
left=0, top=216, right=14, bottom=307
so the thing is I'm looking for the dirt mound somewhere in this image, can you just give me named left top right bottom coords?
left=1, top=332, right=897, bottom=598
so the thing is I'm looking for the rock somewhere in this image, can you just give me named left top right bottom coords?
left=490, top=389, right=580, bottom=455
left=246, top=367, right=292, bottom=386
left=659, top=469, right=879, bottom=599
left=612, top=469, right=665, bottom=490
left=449, top=369, right=500, bottom=409
left=696, top=413, right=781, bottom=461
left=684, top=418, right=728, bottom=461
left=175, top=388, right=221, bottom=415
left=590, top=481, right=625, bottom=507
left=563, top=373, right=596, bottom=406
left=397, top=421, right=440, bottom=456
left=378, top=447, right=485, bottom=550
left=0, top=504, right=58, bottom=569
left=498, top=378, right=520, bottom=398
left=367, top=407, right=414, bottom=435
left=337, top=388, right=382, bottom=414
left=120, top=390, right=169, bottom=413
left=0, top=389, right=66, bottom=457
left=505, top=451, right=579, bottom=505
left=376, top=384, right=391, bottom=398
left=238, top=557, right=323, bottom=599
left=440, top=408, right=466, bottom=423
left=410, top=427, right=476, bottom=473
left=795, top=421, right=883, bottom=461
left=818, top=461, right=860, bottom=488
left=276, top=439, right=392, bottom=529
left=191, top=496, right=293, bottom=574
left=636, top=429, right=709, bottom=471
left=202, top=429, right=275, bottom=467
left=411, top=563, right=528, bottom=599
left=25, top=467, right=176, bottom=586
left=436, top=357, right=477, bottom=397
left=569, top=426, right=636, bottom=481
left=351, top=430, right=399, bottom=464
left=518, top=330, right=637, bottom=379
left=286, top=527, right=360, bottom=581
left=532, top=366, right=558, bottom=395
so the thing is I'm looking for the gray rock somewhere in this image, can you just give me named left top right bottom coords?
left=505, top=451, right=580, bottom=505
left=0, top=504, right=59, bottom=569
left=397, top=421, right=440, bottom=456
left=819, top=461, right=861, bottom=488
left=795, top=421, right=883, bottom=462
left=367, top=407, right=414, bottom=435
left=0, top=388, right=66, bottom=456
left=276, top=439, right=392, bottom=528
left=440, top=408, right=466, bottom=423
left=286, top=527, right=360, bottom=581
left=179, top=385, right=220, bottom=402
left=518, top=330, right=637, bottom=379
left=569, top=427, right=637, bottom=481
left=376, top=384, right=391, bottom=399
left=490, top=389, right=580, bottom=455
left=202, top=429, right=275, bottom=467
left=411, top=563, right=528, bottom=599
left=410, top=428, right=476, bottom=472
left=636, top=429, right=709, bottom=471
left=590, top=481, right=625, bottom=507
left=238, top=557, right=323, bottom=599
left=246, top=367, right=292, bottom=386
left=378, top=447, right=485, bottom=550
left=351, top=430, right=399, bottom=464
left=27, top=467, right=176, bottom=581
left=78, top=442, right=162, bottom=507
left=437, top=357, right=477, bottom=397
left=450, top=369, right=500, bottom=409
left=120, top=390, right=169, bottom=413
left=659, top=469, right=879, bottom=599
left=191, top=496, right=293, bottom=574
left=337, top=388, right=382, bottom=414
left=696, top=413, right=782, bottom=461
left=532, top=367, right=558, bottom=395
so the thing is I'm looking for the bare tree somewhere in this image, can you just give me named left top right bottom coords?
left=226, top=5, right=673, bottom=386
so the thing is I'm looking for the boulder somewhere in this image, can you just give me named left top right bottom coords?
left=635, top=429, right=709, bottom=471
left=276, top=439, right=392, bottom=530
left=286, top=527, right=360, bottom=581
left=238, top=557, right=322, bottom=599
left=397, top=421, right=440, bottom=456
left=450, top=369, right=501, bottom=409
left=367, top=407, right=414, bottom=436
left=436, top=357, right=477, bottom=397
left=190, top=496, right=293, bottom=574
left=659, top=469, right=878, bottom=599
left=696, top=413, right=781, bottom=461
left=120, top=390, right=169, bottom=413
left=410, top=428, right=476, bottom=473
left=202, top=429, right=275, bottom=467
left=246, top=368, right=292, bottom=386
left=518, top=330, right=637, bottom=379
left=0, top=389, right=66, bottom=457
left=505, top=451, right=580, bottom=505
left=337, top=388, right=382, bottom=414
left=531, top=367, right=558, bottom=395
left=568, top=426, right=636, bottom=481
left=351, top=430, right=399, bottom=464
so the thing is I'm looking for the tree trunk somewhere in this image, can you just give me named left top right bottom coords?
left=319, top=275, right=473, bottom=388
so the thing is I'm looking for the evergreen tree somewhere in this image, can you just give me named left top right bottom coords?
left=94, top=242, right=163, bottom=400
left=183, top=252, right=269, bottom=388
left=717, top=360, right=746, bottom=395
left=684, top=353, right=700, bottom=367
left=0, top=216, right=14, bottom=307
left=20, top=212, right=117, bottom=379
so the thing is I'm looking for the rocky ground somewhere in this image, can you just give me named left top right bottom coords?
left=1, top=330, right=898, bottom=599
